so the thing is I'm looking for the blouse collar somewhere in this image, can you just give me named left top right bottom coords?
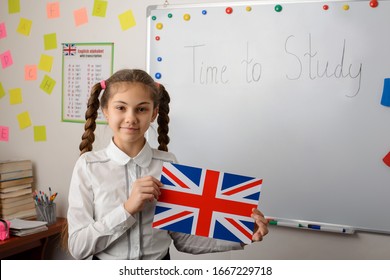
left=106, top=138, right=153, bottom=168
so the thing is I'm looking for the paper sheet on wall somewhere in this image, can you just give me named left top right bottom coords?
left=61, top=43, right=113, bottom=123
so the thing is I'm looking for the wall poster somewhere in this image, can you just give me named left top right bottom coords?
left=62, top=42, right=113, bottom=123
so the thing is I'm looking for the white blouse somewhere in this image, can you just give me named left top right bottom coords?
left=67, top=139, right=242, bottom=260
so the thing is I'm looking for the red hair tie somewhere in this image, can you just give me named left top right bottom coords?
left=100, top=80, right=106, bottom=89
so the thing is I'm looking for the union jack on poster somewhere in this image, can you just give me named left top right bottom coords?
left=152, top=163, right=263, bottom=244
left=63, top=43, right=77, bottom=56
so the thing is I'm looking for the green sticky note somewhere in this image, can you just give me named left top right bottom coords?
left=8, top=0, right=20, bottom=14
left=17, top=18, right=32, bottom=36
left=93, top=0, right=108, bottom=17
left=9, top=88, right=22, bottom=105
left=17, top=111, right=32, bottom=130
left=38, top=54, right=54, bottom=72
left=0, top=82, right=5, bottom=99
left=34, top=126, right=47, bottom=142
left=118, top=10, right=136, bottom=31
left=40, top=75, right=56, bottom=94
left=44, top=33, right=57, bottom=50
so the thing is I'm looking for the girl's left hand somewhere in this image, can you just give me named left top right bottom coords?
left=251, top=208, right=269, bottom=242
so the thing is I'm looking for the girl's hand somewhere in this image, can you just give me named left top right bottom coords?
left=124, top=176, right=162, bottom=215
left=251, top=208, right=269, bottom=242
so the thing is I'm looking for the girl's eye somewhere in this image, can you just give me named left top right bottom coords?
left=137, top=107, right=147, bottom=112
left=116, top=106, right=125, bottom=111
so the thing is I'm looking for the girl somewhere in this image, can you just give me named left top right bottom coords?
left=67, top=69, right=268, bottom=260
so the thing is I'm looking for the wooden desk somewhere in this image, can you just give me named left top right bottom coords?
left=0, top=217, right=66, bottom=260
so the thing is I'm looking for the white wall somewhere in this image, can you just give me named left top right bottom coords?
left=1, top=0, right=389, bottom=260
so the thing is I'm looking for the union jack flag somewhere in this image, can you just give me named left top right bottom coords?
left=153, top=163, right=263, bottom=244
left=63, top=43, right=76, bottom=56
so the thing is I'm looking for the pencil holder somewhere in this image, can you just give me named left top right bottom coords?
left=35, top=203, right=57, bottom=225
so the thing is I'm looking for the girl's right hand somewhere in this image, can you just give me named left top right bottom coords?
left=124, top=176, right=162, bottom=215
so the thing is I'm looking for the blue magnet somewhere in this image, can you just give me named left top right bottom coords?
left=157, top=57, right=162, bottom=62
left=202, top=10, right=207, bottom=15
left=381, top=78, right=390, bottom=107
left=155, top=72, right=162, bottom=79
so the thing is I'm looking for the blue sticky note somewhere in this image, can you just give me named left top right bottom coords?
left=381, top=78, right=390, bottom=107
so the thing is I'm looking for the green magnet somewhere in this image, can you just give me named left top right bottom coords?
left=274, top=5, right=283, bottom=12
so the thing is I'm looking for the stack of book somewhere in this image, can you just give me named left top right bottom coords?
left=10, top=218, right=48, bottom=236
left=0, top=160, right=36, bottom=220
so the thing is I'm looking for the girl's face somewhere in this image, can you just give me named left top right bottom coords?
left=103, top=82, right=158, bottom=157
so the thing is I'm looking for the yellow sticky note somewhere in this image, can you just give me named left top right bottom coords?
left=17, top=111, right=32, bottom=130
left=17, top=18, right=32, bottom=36
left=38, top=54, right=53, bottom=72
left=118, top=10, right=136, bottom=31
left=0, top=82, right=5, bottom=99
left=74, top=7, right=88, bottom=26
left=93, top=0, right=108, bottom=17
left=44, top=33, right=57, bottom=50
left=25, top=65, right=37, bottom=80
left=47, top=2, right=60, bottom=19
left=9, top=88, right=22, bottom=105
left=40, top=75, right=56, bottom=94
left=34, top=126, right=47, bottom=142
left=8, top=0, right=20, bottom=14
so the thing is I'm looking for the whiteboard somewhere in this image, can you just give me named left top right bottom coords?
left=147, top=0, right=390, bottom=234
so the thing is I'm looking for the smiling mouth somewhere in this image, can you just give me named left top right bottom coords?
left=121, top=127, right=139, bottom=132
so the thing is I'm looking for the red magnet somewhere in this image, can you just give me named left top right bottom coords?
left=226, top=7, right=233, bottom=14
left=155, top=36, right=160, bottom=41
left=323, top=5, right=329, bottom=10
left=383, top=151, right=390, bottom=167
left=369, top=0, right=379, bottom=8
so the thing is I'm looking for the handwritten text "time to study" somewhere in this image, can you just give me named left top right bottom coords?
left=184, top=34, right=363, bottom=97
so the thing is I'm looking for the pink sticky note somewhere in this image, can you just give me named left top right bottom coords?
left=25, top=65, right=37, bottom=80
left=0, top=22, right=7, bottom=39
left=0, top=126, right=10, bottom=142
left=74, top=7, right=88, bottom=26
left=383, top=151, right=390, bottom=167
left=0, top=50, right=13, bottom=69
left=47, top=2, right=60, bottom=19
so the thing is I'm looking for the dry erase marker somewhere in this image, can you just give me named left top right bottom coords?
left=269, top=220, right=300, bottom=228
left=319, top=226, right=349, bottom=233
left=308, top=224, right=321, bottom=230
left=308, top=224, right=353, bottom=234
